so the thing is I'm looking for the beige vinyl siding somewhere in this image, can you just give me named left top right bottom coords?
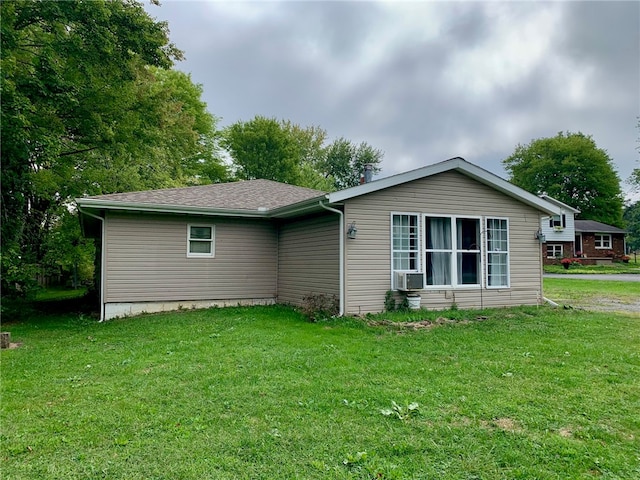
left=104, top=212, right=277, bottom=303
left=343, top=170, right=543, bottom=314
left=277, top=213, right=340, bottom=306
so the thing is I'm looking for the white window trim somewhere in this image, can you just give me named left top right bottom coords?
left=485, top=217, right=510, bottom=289
left=546, top=244, right=563, bottom=259
left=187, top=224, right=215, bottom=258
left=594, top=233, right=611, bottom=249
left=422, top=214, right=483, bottom=289
left=390, top=212, right=421, bottom=289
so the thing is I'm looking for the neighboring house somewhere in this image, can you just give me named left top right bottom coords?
left=574, top=220, right=627, bottom=262
left=77, top=157, right=561, bottom=320
left=538, top=195, right=581, bottom=264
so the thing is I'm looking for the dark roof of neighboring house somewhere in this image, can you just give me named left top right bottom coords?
left=78, top=179, right=326, bottom=213
left=574, top=220, right=627, bottom=234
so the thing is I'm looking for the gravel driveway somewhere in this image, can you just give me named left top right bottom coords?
left=544, top=274, right=640, bottom=314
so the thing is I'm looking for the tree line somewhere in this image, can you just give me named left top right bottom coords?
left=1, top=0, right=637, bottom=300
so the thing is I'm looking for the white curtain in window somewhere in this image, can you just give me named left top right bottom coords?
left=429, top=217, right=451, bottom=285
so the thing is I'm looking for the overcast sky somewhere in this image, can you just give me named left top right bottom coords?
left=145, top=1, right=640, bottom=199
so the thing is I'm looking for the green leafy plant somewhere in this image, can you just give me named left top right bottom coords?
left=397, top=295, right=410, bottom=312
left=384, top=290, right=396, bottom=312
left=380, top=401, right=420, bottom=421
left=343, top=451, right=367, bottom=466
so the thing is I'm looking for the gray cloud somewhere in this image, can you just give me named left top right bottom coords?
left=148, top=1, right=639, bottom=197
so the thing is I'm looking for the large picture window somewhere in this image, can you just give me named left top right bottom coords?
left=390, top=215, right=510, bottom=290
left=486, top=218, right=509, bottom=287
left=391, top=214, right=420, bottom=272
left=425, top=216, right=480, bottom=287
left=187, top=224, right=215, bottom=257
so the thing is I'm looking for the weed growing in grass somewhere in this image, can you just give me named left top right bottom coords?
left=380, top=401, right=420, bottom=421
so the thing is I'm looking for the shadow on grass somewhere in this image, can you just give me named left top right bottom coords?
left=1, top=291, right=99, bottom=327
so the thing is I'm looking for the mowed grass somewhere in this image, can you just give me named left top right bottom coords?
left=544, top=277, right=640, bottom=316
left=2, top=305, right=639, bottom=479
left=544, top=259, right=640, bottom=275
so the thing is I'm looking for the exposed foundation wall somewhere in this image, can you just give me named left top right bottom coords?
left=104, top=297, right=276, bottom=320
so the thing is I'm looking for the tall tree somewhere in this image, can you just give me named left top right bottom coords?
left=1, top=0, right=225, bottom=297
left=503, top=132, right=624, bottom=227
left=321, top=138, right=383, bottom=190
left=222, top=116, right=384, bottom=191
left=623, top=202, right=640, bottom=253
left=222, top=116, right=302, bottom=185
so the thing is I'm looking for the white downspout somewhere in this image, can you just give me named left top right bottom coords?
left=319, top=201, right=345, bottom=316
left=78, top=208, right=105, bottom=322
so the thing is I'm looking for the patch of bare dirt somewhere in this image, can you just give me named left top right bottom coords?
left=368, top=316, right=488, bottom=330
left=480, top=417, right=522, bottom=433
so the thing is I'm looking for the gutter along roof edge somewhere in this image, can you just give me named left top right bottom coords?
left=75, top=195, right=330, bottom=219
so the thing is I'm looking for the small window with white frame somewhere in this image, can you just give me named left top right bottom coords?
left=546, top=244, right=563, bottom=258
left=187, top=224, right=215, bottom=257
left=549, top=214, right=566, bottom=230
left=594, top=233, right=611, bottom=249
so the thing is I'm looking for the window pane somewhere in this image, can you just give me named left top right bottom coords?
left=488, top=253, right=508, bottom=286
left=190, top=240, right=211, bottom=254
left=457, top=218, right=480, bottom=250
left=487, top=219, right=507, bottom=252
left=426, top=217, right=451, bottom=249
left=190, top=226, right=212, bottom=240
left=457, top=252, right=480, bottom=285
left=426, top=252, right=451, bottom=285
left=486, top=219, right=509, bottom=287
left=392, top=214, right=419, bottom=275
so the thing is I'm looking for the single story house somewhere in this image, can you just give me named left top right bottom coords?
left=77, top=157, right=561, bottom=321
left=574, top=220, right=627, bottom=262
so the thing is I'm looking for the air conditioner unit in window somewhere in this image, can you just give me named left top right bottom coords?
left=395, top=272, right=424, bottom=291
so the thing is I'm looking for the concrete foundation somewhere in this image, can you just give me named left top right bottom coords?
left=104, top=297, right=276, bottom=320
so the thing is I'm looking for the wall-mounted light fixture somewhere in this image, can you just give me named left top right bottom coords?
left=535, top=229, right=546, bottom=243
left=347, top=221, right=357, bottom=239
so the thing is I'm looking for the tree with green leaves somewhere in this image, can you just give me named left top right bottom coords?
left=222, top=116, right=303, bottom=185
left=222, top=116, right=383, bottom=191
left=503, top=132, right=624, bottom=227
left=1, top=0, right=226, bottom=298
left=321, top=137, right=383, bottom=190
left=623, top=202, right=640, bottom=253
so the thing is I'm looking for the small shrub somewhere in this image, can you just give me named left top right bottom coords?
left=397, top=295, right=410, bottom=312
left=384, top=290, right=396, bottom=312
left=301, top=293, right=339, bottom=322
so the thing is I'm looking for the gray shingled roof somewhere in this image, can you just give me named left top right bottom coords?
left=574, top=220, right=627, bottom=234
left=81, top=179, right=326, bottom=212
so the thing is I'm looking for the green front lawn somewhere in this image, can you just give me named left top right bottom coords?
left=2, top=305, right=639, bottom=479
left=544, top=258, right=640, bottom=274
